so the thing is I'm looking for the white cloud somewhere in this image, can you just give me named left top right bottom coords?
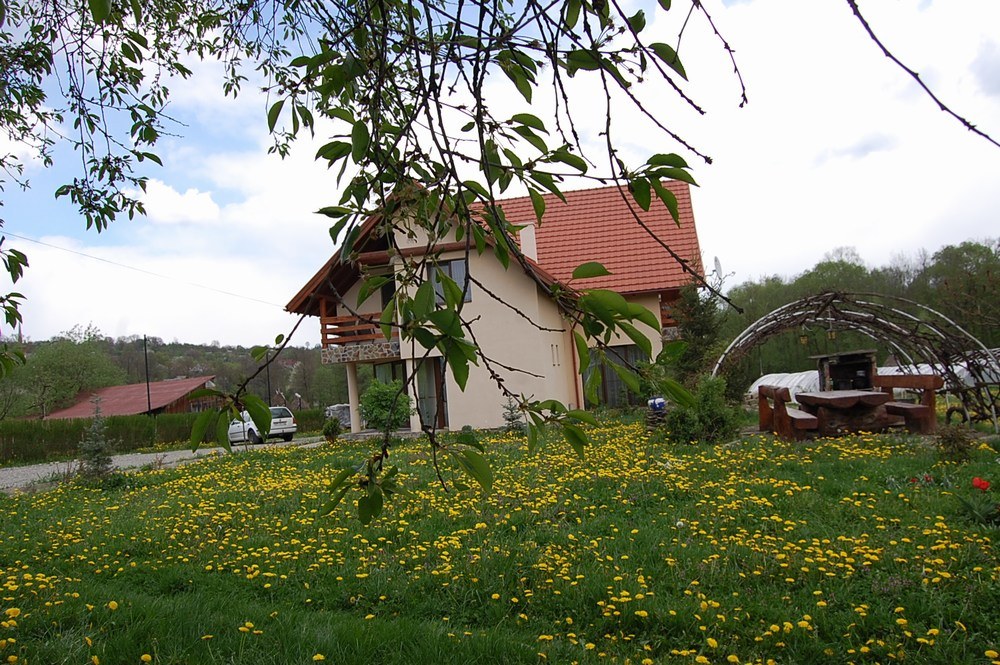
left=141, top=179, right=221, bottom=224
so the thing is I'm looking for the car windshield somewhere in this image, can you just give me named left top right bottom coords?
left=270, top=407, right=292, bottom=418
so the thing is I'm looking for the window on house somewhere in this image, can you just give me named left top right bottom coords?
left=380, top=274, right=397, bottom=309
left=582, top=344, right=649, bottom=408
left=430, top=258, right=472, bottom=303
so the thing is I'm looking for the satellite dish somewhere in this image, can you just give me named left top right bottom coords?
left=713, top=256, right=723, bottom=277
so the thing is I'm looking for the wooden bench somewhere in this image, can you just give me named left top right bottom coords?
left=873, top=374, right=945, bottom=434
left=758, top=385, right=819, bottom=441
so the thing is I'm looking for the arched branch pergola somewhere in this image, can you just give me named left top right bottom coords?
left=711, top=292, right=1000, bottom=431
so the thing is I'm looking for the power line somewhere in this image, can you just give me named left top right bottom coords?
left=2, top=230, right=285, bottom=308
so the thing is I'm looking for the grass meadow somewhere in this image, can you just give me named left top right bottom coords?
left=1, top=422, right=998, bottom=665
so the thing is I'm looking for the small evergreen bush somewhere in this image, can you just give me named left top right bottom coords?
left=664, top=375, right=742, bottom=445
left=79, top=403, right=115, bottom=479
left=501, top=396, right=525, bottom=434
left=322, top=417, right=342, bottom=443
left=360, top=380, right=413, bottom=431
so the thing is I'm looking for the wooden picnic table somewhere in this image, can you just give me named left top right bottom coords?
left=795, top=390, right=899, bottom=436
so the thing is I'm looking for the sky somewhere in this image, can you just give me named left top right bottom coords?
left=1, top=0, right=998, bottom=349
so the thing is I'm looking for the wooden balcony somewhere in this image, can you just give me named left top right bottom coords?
left=320, top=314, right=398, bottom=347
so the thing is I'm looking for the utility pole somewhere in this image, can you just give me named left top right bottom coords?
left=143, top=335, right=152, bottom=414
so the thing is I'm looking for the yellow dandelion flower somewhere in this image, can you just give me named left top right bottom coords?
left=107, top=601, right=118, bottom=611
left=3, top=609, right=19, bottom=618
left=312, top=655, right=326, bottom=662
left=707, top=638, right=718, bottom=648
left=695, top=657, right=710, bottom=665
left=727, top=656, right=739, bottom=664
left=986, top=650, right=999, bottom=659
left=141, top=656, right=152, bottom=663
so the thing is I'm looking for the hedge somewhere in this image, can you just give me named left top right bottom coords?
left=0, top=407, right=328, bottom=466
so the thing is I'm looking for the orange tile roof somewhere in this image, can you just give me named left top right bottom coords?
left=498, top=180, right=703, bottom=294
left=45, top=376, right=216, bottom=420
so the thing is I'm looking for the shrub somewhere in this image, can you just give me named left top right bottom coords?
left=79, top=404, right=115, bottom=479
left=501, top=396, right=525, bottom=434
left=664, top=375, right=742, bottom=445
left=935, top=424, right=974, bottom=463
left=323, top=417, right=343, bottom=443
left=360, top=380, right=413, bottom=431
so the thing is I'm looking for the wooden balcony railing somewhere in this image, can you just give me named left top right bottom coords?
left=320, top=314, right=398, bottom=347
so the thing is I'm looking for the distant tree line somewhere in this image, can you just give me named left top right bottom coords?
left=0, top=325, right=371, bottom=420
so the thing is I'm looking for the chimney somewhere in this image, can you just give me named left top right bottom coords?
left=520, top=224, right=537, bottom=261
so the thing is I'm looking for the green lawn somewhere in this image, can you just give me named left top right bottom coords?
left=1, top=423, right=998, bottom=664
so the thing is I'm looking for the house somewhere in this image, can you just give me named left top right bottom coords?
left=286, top=181, right=703, bottom=432
left=45, top=376, right=220, bottom=420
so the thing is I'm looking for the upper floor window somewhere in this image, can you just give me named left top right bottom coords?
left=430, top=258, right=472, bottom=303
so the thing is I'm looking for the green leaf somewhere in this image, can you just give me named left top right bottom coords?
left=573, top=331, right=591, bottom=374
left=321, top=486, right=351, bottom=516
left=527, top=422, right=540, bottom=452
left=316, top=141, right=352, bottom=163
left=630, top=178, right=652, bottom=211
left=627, top=10, right=646, bottom=32
left=561, top=422, right=589, bottom=458
left=444, top=342, right=471, bottom=390
left=190, top=409, right=215, bottom=451
left=658, top=339, right=688, bottom=364
left=564, top=0, right=581, bottom=29
left=412, top=281, right=436, bottom=320
left=529, top=171, right=566, bottom=202
left=326, top=217, right=353, bottom=246
left=351, top=121, right=371, bottom=163
left=566, top=49, right=601, bottom=73
left=356, top=275, right=390, bottom=308
left=512, top=126, right=548, bottom=154
left=511, top=113, right=546, bottom=132
left=660, top=377, right=696, bottom=409
left=550, top=149, right=588, bottom=173
left=428, top=308, right=463, bottom=337
left=658, top=0, right=671, bottom=9
left=572, top=262, right=611, bottom=280
left=584, top=366, right=602, bottom=405
left=585, top=289, right=631, bottom=318
left=610, top=362, right=641, bottom=395
left=626, top=302, right=661, bottom=331
left=567, top=409, right=599, bottom=427
left=617, top=321, right=653, bottom=359
left=462, top=179, right=490, bottom=200
left=650, top=180, right=680, bottom=224
left=339, top=225, right=361, bottom=259
left=243, top=393, right=272, bottom=437
left=648, top=153, right=689, bottom=168
left=379, top=300, right=395, bottom=340
left=452, top=449, right=493, bottom=494
left=650, top=43, right=687, bottom=80
left=215, top=413, right=231, bottom=451
left=357, top=486, right=384, bottom=525
left=327, top=467, right=354, bottom=495
left=267, top=99, right=285, bottom=132
left=528, top=189, right=546, bottom=224
left=87, top=0, right=111, bottom=23
left=654, top=167, right=697, bottom=187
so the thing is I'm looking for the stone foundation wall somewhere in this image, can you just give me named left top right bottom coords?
left=321, top=340, right=400, bottom=364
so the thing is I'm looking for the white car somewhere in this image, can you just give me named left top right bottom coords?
left=228, top=406, right=297, bottom=444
